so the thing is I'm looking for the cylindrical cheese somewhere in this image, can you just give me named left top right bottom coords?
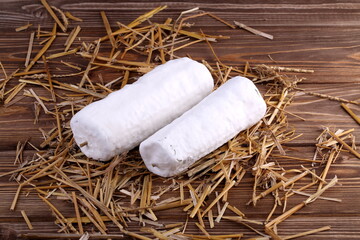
left=140, top=76, right=266, bottom=177
left=70, top=57, right=214, bottom=161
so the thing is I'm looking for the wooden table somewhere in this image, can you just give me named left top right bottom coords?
left=1, top=1, right=359, bottom=239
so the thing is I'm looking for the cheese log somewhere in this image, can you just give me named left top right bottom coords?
left=140, top=76, right=266, bottom=177
left=70, top=57, right=214, bottom=161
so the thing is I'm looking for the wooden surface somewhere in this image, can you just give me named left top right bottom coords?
left=1, top=0, right=360, bottom=239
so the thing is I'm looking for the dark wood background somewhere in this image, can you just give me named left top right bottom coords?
left=0, top=0, right=360, bottom=239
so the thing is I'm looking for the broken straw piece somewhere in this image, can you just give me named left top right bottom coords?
left=140, top=76, right=266, bottom=177
left=70, top=57, right=214, bottom=161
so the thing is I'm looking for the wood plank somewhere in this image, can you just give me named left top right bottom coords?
left=0, top=1, right=360, bottom=239
left=1, top=82, right=358, bottom=150
left=3, top=1, right=360, bottom=29
left=3, top=26, right=360, bottom=83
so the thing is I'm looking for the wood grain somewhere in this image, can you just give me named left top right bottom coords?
left=1, top=1, right=360, bottom=239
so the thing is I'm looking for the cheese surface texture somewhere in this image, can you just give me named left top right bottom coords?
left=140, top=76, right=266, bottom=177
left=70, top=57, right=214, bottom=161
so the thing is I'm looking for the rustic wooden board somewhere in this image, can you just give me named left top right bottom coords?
left=1, top=1, right=360, bottom=239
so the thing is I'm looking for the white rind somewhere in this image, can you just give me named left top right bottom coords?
left=140, top=76, right=267, bottom=177
left=70, top=57, right=214, bottom=161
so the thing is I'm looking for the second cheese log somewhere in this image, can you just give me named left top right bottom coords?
left=140, top=76, right=267, bottom=177
left=70, top=57, right=214, bottom=161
